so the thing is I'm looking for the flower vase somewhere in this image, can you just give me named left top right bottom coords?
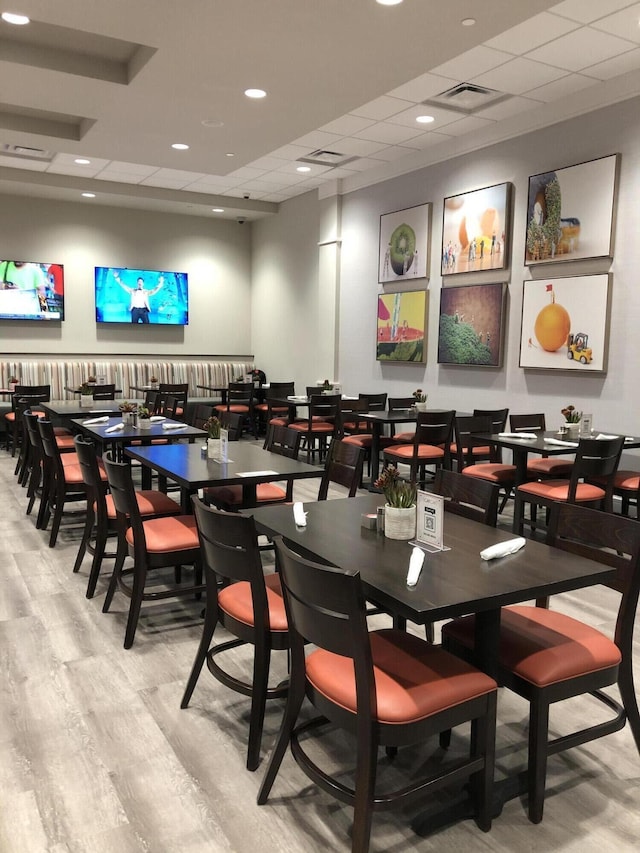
left=207, top=438, right=221, bottom=460
left=81, top=394, right=93, bottom=408
left=8, top=382, right=17, bottom=392
left=384, top=505, right=416, bottom=540
left=566, top=423, right=580, bottom=440
left=415, top=401, right=428, bottom=412
left=138, top=418, right=151, bottom=431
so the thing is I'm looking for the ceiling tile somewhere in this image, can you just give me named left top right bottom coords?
left=591, top=3, right=640, bottom=44
left=430, top=45, right=513, bottom=81
left=140, top=176, right=195, bottom=188
left=148, top=168, right=206, bottom=182
left=430, top=115, right=495, bottom=137
left=471, top=56, right=568, bottom=95
left=330, top=136, right=389, bottom=157
left=353, top=121, right=426, bottom=144
left=253, top=171, right=308, bottom=186
left=266, top=143, right=310, bottom=160
left=94, top=171, right=146, bottom=183
left=483, top=12, right=579, bottom=55
left=350, top=95, right=415, bottom=120
left=318, top=114, right=375, bottom=135
left=100, top=161, right=158, bottom=176
left=51, top=152, right=110, bottom=169
left=585, top=45, right=640, bottom=78
left=368, top=145, right=420, bottom=162
left=226, top=166, right=267, bottom=180
left=526, top=72, right=597, bottom=102
left=46, top=163, right=104, bottom=177
left=291, top=129, right=342, bottom=149
left=0, top=155, right=47, bottom=171
left=244, top=155, right=290, bottom=171
left=526, top=27, right=637, bottom=71
left=182, top=180, right=234, bottom=193
left=184, top=174, right=239, bottom=188
left=275, top=161, right=333, bottom=176
left=475, top=94, right=543, bottom=120
left=386, top=72, right=460, bottom=102
left=549, top=0, right=636, bottom=25
left=385, top=103, right=471, bottom=130
left=342, top=156, right=395, bottom=172
left=398, top=131, right=454, bottom=150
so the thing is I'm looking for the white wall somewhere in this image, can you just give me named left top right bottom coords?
left=0, top=195, right=252, bottom=357
left=255, top=96, right=640, bottom=438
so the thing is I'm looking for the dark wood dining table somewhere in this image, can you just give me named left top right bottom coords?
left=72, top=415, right=206, bottom=465
left=247, top=492, right=617, bottom=832
left=40, top=399, right=144, bottom=420
left=125, top=441, right=323, bottom=512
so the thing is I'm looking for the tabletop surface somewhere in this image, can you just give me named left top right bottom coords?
left=125, top=441, right=323, bottom=489
left=41, top=399, right=144, bottom=417
left=247, top=494, right=614, bottom=625
left=478, top=429, right=640, bottom=452
left=72, top=415, right=206, bottom=442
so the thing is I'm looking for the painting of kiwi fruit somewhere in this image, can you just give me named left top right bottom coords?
left=379, top=203, right=430, bottom=283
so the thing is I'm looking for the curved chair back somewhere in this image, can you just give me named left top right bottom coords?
left=567, top=436, right=624, bottom=504
left=92, top=384, right=116, bottom=400
left=102, top=452, right=147, bottom=556
left=474, top=408, right=508, bottom=433
left=264, top=423, right=301, bottom=458
left=318, top=439, right=364, bottom=500
left=358, top=392, right=387, bottom=411
left=220, top=410, right=243, bottom=440
left=434, top=468, right=499, bottom=526
left=453, top=415, right=494, bottom=469
left=510, top=413, right=546, bottom=433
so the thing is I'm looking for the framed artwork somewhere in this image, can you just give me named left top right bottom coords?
left=441, top=182, right=511, bottom=276
left=437, top=283, right=506, bottom=367
left=378, top=203, right=431, bottom=283
left=376, top=289, right=427, bottom=363
left=524, top=154, right=618, bottom=265
left=519, top=274, right=611, bottom=372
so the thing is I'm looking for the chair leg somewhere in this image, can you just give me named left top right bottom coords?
left=513, top=491, right=525, bottom=535
left=618, top=656, right=640, bottom=756
left=527, top=698, right=550, bottom=824
left=73, top=507, right=95, bottom=573
left=102, top=539, right=126, bottom=613
left=86, top=525, right=111, bottom=599
left=181, top=599, right=218, bottom=708
left=247, top=644, right=271, bottom=771
left=351, top=723, right=377, bottom=853
left=124, top=561, right=147, bottom=649
left=470, top=692, right=496, bottom=832
left=257, top=669, right=306, bottom=804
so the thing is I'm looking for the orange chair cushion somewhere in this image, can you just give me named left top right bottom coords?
left=392, top=431, right=415, bottom=442
left=442, top=606, right=621, bottom=688
left=342, top=434, right=394, bottom=450
left=341, top=421, right=369, bottom=433
left=62, top=464, right=86, bottom=485
left=214, top=404, right=249, bottom=414
left=590, top=470, right=639, bottom=493
left=517, top=480, right=605, bottom=502
left=450, top=443, right=492, bottom=457
left=126, top=514, right=199, bottom=552
left=205, top=481, right=287, bottom=507
left=53, top=426, right=71, bottom=436
left=218, top=573, right=288, bottom=632
left=289, top=421, right=334, bottom=434
left=104, top=490, right=180, bottom=519
left=55, top=435, right=76, bottom=451
left=526, top=457, right=573, bottom=476
left=462, top=463, right=516, bottom=484
left=306, top=628, right=496, bottom=724
left=385, top=444, right=444, bottom=462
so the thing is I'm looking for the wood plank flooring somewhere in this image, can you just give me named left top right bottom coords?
left=1, top=446, right=639, bottom=852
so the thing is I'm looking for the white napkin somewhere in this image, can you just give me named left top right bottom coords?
left=105, top=422, right=124, bottom=433
left=499, top=432, right=538, bottom=440
left=83, top=416, right=109, bottom=425
left=149, top=415, right=166, bottom=422
left=595, top=432, right=617, bottom=440
left=162, top=423, right=187, bottom=431
left=406, top=546, right=425, bottom=586
left=625, top=437, right=635, bottom=443
left=293, top=502, right=307, bottom=527
left=480, top=537, right=526, bottom=561
left=543, top=437, right=579, bottom=448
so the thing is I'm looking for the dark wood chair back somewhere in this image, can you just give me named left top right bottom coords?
left=266, top=381, right=295, bottom=397
left=473, top=408, right=508, bottom=433
left=337, top=398, right=369, bottom=437
left=264, top=423, right=301, bottom=458
left=92, top=384, right=116, bottom=400
left=191, top=403, right=216, bottom=429
left=453, top=415, right=494, bottom=469
left=318, top=439, right=364, bottom=500
left=434, top=468, right=499, bottom=526
left=510, top=413, right=546, bottom=432
left=414, top=410, right=455, bottom=451
left=160, top=395, right=180, bottom=419
left=143, top=390, right=160, bottom=413
left=219, top=410, right=243, bottom=440
left=566, top=436, right=624, bottom=504
left=358, top=392, right=387, bottom=411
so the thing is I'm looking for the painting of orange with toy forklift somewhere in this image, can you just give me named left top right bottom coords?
left=519, top=274, right=611, bottom=372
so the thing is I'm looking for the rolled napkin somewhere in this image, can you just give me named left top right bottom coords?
left=543, top=437, right=579, bottom=448
left=595, top=432, right=617, bottom=440
left=162, top=422, right=187, bottom=431
left=480, top=537, right=526, bottom=561
left=406, top=546, right=425, bottom=587
left=149, top=415, right=166, bottom=422
left=498, top=432, right=538, bottom=440
left=293, top=501, right=307, bottom=527
left=83, top=416, right=109, bottom=425
left=105, top=422, right=125, bottom=434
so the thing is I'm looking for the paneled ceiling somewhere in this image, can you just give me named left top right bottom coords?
left=2, top=0, right=640, bottom=220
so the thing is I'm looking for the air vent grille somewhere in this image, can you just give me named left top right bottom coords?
left=1, top=143, right=54, bottom=161
left=297, top=149, right=357, bottom=168
left=424, top=83, right=507, bottom=114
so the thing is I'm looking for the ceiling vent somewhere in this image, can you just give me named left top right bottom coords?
left=297, top=149, right=358, bottom=168
left=423, top=83, right=507, bottom=114
left=1, top=143, right=54, bottom=162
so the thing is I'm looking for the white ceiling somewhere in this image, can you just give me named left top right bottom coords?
left=2, top=0, right=640, bottom=220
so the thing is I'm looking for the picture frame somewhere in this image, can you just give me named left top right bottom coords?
left=524, top=154, right=618, bottom=265
left=518, top=274, right=611, bottom=372
left=376, top=289, right=427, bottom=363
left=441, top=182, right=511, bottom=276
left=437, top=282, right=506, bottom=367
left=378, top=203, right=431, bottom=283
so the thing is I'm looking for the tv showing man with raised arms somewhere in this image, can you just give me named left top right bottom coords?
left=95, top=266, right=189, bottom=325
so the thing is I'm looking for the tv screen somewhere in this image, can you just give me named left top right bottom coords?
left=0, top=260, right=64, bottom=321
left=95, top=266, right=189, bottom=325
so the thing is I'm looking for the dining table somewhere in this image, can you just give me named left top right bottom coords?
left=247, top=492, right=617, bottom=832
left=125, top=441, right=323, bottom=512
left=40, top=399, right=144, bottom=420
left=71, top=415, right=206, bottom=464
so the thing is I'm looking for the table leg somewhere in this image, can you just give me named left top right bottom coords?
left=368, top=424, right=383, bottom=488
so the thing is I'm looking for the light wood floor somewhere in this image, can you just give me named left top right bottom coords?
left=1, top=445, right=639, bottom=852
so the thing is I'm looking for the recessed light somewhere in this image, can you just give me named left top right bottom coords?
left=81, top=192, right=96, bottom=198
left=212, top=208, right=225, bottom=213
left=376, top=0, right=403, bottom=6
left=201, top=118, right=225, bottom=128
left=416, top=115, right=435, bottom=124
left=1, top=12, right=30, bottom=24
left=296, top=166, right=311, bottom=173
left=461, top=17, right=476, bottom=26
left=75, top=158, right=91, bottom=165
left=225, top=152, right=235, bottom=157
left=171, top=142, right=189, bottom=150
left=244, top=88, right=267, bottom=99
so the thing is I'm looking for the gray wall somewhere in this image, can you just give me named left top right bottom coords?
left=0, top=195, right=252, bottom=356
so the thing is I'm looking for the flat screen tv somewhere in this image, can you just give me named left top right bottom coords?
left=0, top=260, right=64, bottom=320
left=95, top=266, right=189, bottom=325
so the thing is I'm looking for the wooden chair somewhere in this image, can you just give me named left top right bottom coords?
left=387, top=396, right=416, bottom=442
left=215, top=382, right=256, bottom=437
left=587, top=466, right=639, bottom=517
left=455, top=415, right=516, bottom=514
left=5, top=384, right=51, bottom=459
left=383, top=410, right=454, bottom=488
left=257, top=538, right=498, bottom=852
left=442, top=503, right=640, bottom=823
left=91, top=384, right=116, bottom=401
left=342, top=398, right=394, bottom=480
left=73, top=435, right=180, bottom=598
left=434, top=468, right=500, bottom=527
left=190, top=402, right=216, bottom=430
left=254, top=381, right=295, bottom=433
left=513, top=435, right=624, bottom=537
left=181, top=501, right=289, bottom=771
left=289, top=394, right=339, bottom=463
left=158, top=382, right=188, bottom=420
left=358, top=392, right=387, bottom=411
left=317, top=438, right=365, bottom=500
left=509, top=413, right=573, bottom=478
left=101, top=453, right=204, bottom=648
left=37, top=418, right=88, bottom=547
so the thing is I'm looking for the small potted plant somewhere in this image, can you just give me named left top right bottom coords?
left=321, top=379, right=334, bottom=395
left=374, top=465, right=417, bottom=540
left=561, top=404, right=582, bottom=439
left=204, top=415, right=221, bottom=459
left=149, top=374, right=159, bottom=389
left=413, top=388, right=428, bottom=412
left=137, top=405, right=151, bottom=429
left=80, top=382, right=94, bottom=407
left=119, top=400, right=137, bottom=425
left=8, top=375, right=18, bottom=392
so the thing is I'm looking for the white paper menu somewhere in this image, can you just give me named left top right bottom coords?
left=219, top=428, right=229, bottom=462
